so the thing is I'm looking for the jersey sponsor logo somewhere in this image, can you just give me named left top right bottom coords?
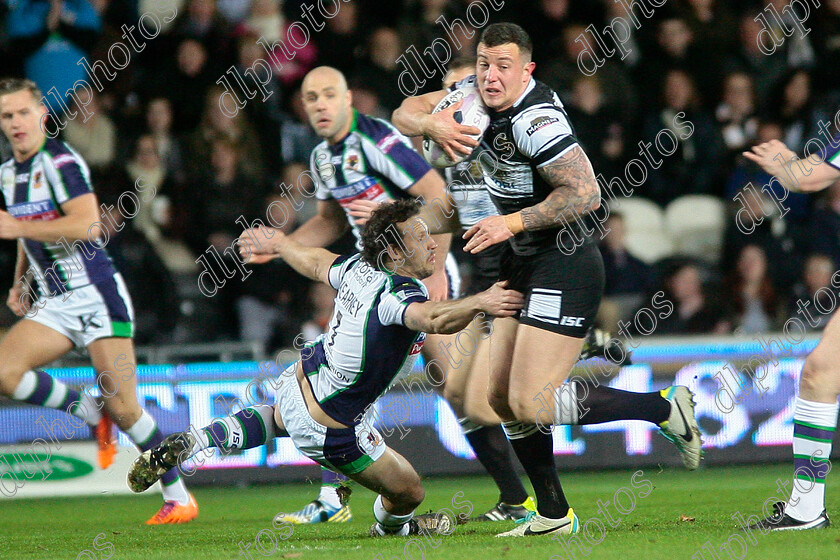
left=526, top=116, right=560, bottom=136
left=332, top=176, right=385, bottom=205
left=78, top=312, right=104, bottom=332
left=16, top=173, right=30, bottom=183
left=52, top=154, right=75, bottom=169
left=376, top=133, right=401, bottom=154
left=8, top=200, right=59, bottom=221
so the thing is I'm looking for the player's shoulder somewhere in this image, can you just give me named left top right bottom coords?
left=387, top=273, right=428, bottom=297
left=41, top=138, right=85, bottom=169
left=354, top=112, right=406, bottom=150
left=511, top=81, right=573, bottom=140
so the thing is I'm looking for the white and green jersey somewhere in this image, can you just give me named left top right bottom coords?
left=301, top=254, right=428, bottom=425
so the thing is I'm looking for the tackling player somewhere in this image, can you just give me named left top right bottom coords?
left=392, top=23, right=703, bottom=536
left=744, top=135, right=840, bottom=530
left=127, top=200, right=525, bottom=539
left=0, top=78, right=197, bottom=524
left=252, top=66, right=535, bottom=524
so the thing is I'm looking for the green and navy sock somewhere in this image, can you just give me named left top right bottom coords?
left=12, top=369, right=101, bottom=426
left=127, top=411, right=190, bottom=505
left=787, top=398, right=838, bottom=522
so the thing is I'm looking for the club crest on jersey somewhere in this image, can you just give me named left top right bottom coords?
left=526, top=116, right=559, bottom=136
left=346, top=154, right=360, bottom=170
left=33, top=171, right=43, bottom=189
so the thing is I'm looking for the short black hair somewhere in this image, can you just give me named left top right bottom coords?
left=361, top=199, right=422, bottom=269
left=479, top=23, right=533, bottom=58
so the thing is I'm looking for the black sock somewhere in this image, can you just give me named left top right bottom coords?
left=504, top=423, right=568, bottom=519
left=465, top=425, right=529, bottom=505
left=577, top=383, right=670, bottom=425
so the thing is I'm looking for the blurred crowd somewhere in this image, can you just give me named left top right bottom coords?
left=1, top=0, right=840, bottom=349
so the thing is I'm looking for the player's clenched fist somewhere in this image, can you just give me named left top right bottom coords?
left=237, top=226, right=283, bottom=264
left=6, top=285, right=30, bottom=317
left=478, top=281, right=524, bottom=317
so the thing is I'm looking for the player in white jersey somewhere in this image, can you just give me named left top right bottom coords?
left=251, top=66, right=536, bottom=525
left=743, top=133, right=840, bottom=531
left=393, top=23, right=702, bottom=537
left=0, top=78, right=197, bottom=524
left=127, top=199, right=525, bottom=538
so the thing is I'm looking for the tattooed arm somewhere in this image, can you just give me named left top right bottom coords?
left=520, top=146, right=600, bottom=231
left=462, top=145, right=601, bottom=253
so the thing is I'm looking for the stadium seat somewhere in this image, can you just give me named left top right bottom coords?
left=664, top=195, right=727, bottom=264
left=608, top=197, right=674, bottom=264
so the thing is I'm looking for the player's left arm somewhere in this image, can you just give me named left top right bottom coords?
left=0, top=192, right=101, bottom=242
left=269, top=230, right=338, bottom=285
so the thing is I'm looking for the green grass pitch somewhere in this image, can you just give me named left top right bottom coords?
left=2, top=464, right=838, bottom=560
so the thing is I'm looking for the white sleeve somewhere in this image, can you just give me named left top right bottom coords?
left=512, top=106, right=579, bottom=166
left=378, top=281, right=429, bottom=326
left=328, top=254, right=361, bottom=290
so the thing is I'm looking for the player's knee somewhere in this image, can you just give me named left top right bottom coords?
left=801, top=351, right=840, bottom=397
left=487, top=389, right=509, bottom=417
left=509, top=398, right=538, bottom=424
left=443, top=385, right=465, bottom=415
left=104, top=399, right=142, bottom=429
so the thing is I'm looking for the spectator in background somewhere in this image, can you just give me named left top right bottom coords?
left=144, top=97, right=186, bottom=182
left=186, top=85, right=266, bottom=179
left=216, top=0, right=252, bottom=24
left=813, top=0, right=840, bottom=92
left=680, top=0, right=738, bottom=63
left=597, top=213, right=655, bottom=330
left=808, top=182, right=840, bottom=267
left=566, top=75, right=626, bottom=179
left=723, top=14, right=787, bottom=105
left=236, top=189, right=311, bottom=349
left=239, top=0, right=317, bottom=87
left=642, top=69, right=723, bottom=204
left=350, top=80, right=390, bottom=121
left=300, top=282, right=336, bottom=343
left=725, top=120, right=811, bottom=222
left=770, top=69, right=816, bottom=153
left=788, top=254, right=837, bottom=331
left=724, top=244, right=778, bottom=334
left=354, top=27, right=406, bottom=111
left=541, top=24, right=638, bottom=120
left=185, top=137, right=268, bottom=339
left=62, top=91, right=117, bottom=171
left=721, top=181, right=803, bottom=297
left=140, top=38, right=215, bottom=132
left=172, top=0, right=232, bottom=67
left=101, top=202, right=180, bottom=345
left=279, top=83, right=320, bottom=164
left=653, top=262, right=728, bottom=335
left=235, top=32, right=284, bottom=174
left=637, top=15, right=718, bottom=106
left=6, top=0, right=102, bottom=113
left=313, top=0, right=364, bottom=75
left=715, top=71, right=758, bottom=157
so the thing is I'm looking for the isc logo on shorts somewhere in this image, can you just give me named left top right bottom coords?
left=559, top=316, right=584, bottom=327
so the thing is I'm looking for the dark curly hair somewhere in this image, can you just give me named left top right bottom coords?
left=361, top=199, right=422, bottom=269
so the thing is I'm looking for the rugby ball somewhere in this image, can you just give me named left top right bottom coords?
left=422, top=86, right=489, bottom=168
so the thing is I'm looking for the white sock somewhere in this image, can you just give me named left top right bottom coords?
left=786, top=397, right=838, bottom=522
left=126, top=411, right=190, bottom=505
left=372, top=494, right=413, bottom=535
left=318, top=485, right=342, bottom=510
